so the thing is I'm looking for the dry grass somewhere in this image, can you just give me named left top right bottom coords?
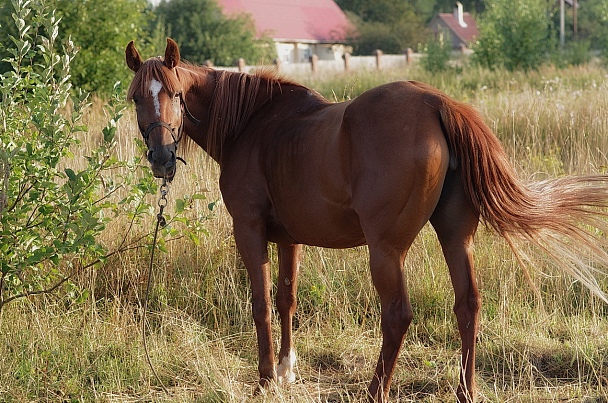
left=2, top=63, right=608, bottom=402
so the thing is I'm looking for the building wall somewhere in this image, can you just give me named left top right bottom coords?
left=275, top=42, right=347, bottom=64
left=429, top=21, right=466, bottom=49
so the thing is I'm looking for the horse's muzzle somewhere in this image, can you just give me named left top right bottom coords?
left=147, top=146, right=177, bottom=181
left=151, top=162, right=176, bottom=181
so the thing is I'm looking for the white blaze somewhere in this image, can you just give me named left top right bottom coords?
left=276, top=349, right=297, bottom=383
left=149, top=79, right=163, bottom=118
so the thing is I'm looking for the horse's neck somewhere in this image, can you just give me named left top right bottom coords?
left=203, top=70, right=274, bottom=161
left=176, top=66, right=217, bottom=157
left=187, top=68, right=324, bottom=161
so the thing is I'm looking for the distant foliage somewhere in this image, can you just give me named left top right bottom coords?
left=154, top=0, right=275, bottom=66
left=0, top=0, right=156, bottom=96
left=472, top=0, right=554, bottom=71
left=552, top=0, right=608, bottom=57
left=557, top=41, right=593, bottom=67
left=584, top=0, right=608, bottom=61
left=337, top=0, right=427, bottom=54
left=52, top=0, right=154, bottom=95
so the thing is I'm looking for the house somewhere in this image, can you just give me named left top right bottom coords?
left=217, top=0, right=351, bottom=63
left=428, top=2, right=479, bottom=50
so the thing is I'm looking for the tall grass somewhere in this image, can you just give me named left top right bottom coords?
left=2, top=63, right=608, bottom=402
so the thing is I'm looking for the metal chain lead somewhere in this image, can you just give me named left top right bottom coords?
left=142, top=177, right=170, bottom=394
left=157, top=179, right=168, bottom=227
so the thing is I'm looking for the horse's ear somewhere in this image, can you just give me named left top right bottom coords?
left=164, top=38, right=180, bottom=69
left=125, top=41, right=142, bottom=72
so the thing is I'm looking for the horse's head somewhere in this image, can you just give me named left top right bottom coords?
left=125, top=38, right=194, bottom=181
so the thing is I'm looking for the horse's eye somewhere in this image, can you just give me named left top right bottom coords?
left=133, top=96, right=140, bottom=105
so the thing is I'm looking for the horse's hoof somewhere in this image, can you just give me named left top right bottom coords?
left=277, top=349, right=297, bottom=384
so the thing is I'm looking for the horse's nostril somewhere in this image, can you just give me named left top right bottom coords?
left=147, top=146, right=176, bottom=167
left=165, top=158, right=176, bottom=168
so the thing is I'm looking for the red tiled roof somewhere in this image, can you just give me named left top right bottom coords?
left=217, top=0, right=350, bottom=43
left=433, top=12, right=479, bottom=44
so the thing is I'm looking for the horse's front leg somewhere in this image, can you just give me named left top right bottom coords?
left=276, top=243, right=303, bottom=383
left=233, top=220, right=276, bottom=389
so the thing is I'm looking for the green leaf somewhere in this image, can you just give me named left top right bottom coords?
left=187, top=231, right=200, bottom=246
left=64, top=168, right=76, bottom=181
left=74, top=289, right=90, bottom=305
left=102, top=126, right=115, bottom=143
left=175, top=198, right=185, bottom=213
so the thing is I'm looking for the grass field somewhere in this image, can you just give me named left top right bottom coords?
left=2, top=61, right=608, bottom=402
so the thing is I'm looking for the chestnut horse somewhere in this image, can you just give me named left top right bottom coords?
left=126, top=39, right=608, bottom=402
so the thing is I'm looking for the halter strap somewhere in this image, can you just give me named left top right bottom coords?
left=180, top=93, right=201, bottom=126
left=140, top=93, right=200, bottom=147
left=142, top=121, right=179, bottom=144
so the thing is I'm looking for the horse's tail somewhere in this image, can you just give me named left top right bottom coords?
left=437, top=87, right=608, bottom=302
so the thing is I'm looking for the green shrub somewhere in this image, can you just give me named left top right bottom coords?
left=0, top=0, right=156, bottom=96
left=562, top=40, right=593, bottom=66
left=420, top=36, right=452, bottom=73
left=0, top=0, right=207, bottom=310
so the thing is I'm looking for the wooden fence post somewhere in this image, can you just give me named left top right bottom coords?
left=374, top=49, right=383, bottom=70
left=405, top=48, right=414, bottom=65
left=343, top=52, right=351, bottom=72
left=310, top=54, right=319, bottom=73
left=274, top=58, right=282, bottom=73
left=236, top=58, right=246, bottom=72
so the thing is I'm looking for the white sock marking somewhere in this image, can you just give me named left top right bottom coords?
left=149, top=79, right=163, bottom=118
left=276, top=349, right=297, bottom=383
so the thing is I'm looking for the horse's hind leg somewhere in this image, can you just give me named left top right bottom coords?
left=430, top=171, right=481, bottom=403
left=275, top=243, right=303, bottom=383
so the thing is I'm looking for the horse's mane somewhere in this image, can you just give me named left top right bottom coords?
left=206, top=68, right=303, bottom=161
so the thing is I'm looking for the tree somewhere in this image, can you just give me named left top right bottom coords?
left=1, top=0, right=113, bottom=307
left=472, top=0, right=554, bottom=71
left=154, top=0, right=275, bottom=66
left=566, top=0, right=608, bottom=56
left=337, top=0, right=413, bottom=23
left=53, top=0, right=156, bottom=95
left=0, top=0, right=157, bottom=95
left=336, top=0, right=427, bottom=54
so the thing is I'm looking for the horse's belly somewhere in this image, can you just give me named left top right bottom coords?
left=271, top=202, right=366, bottom=248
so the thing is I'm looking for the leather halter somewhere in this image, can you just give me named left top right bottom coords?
left=140, top=92, right=200, bottom=150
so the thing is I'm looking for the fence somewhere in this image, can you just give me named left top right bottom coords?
left=211, top=49, right=424, bottom=77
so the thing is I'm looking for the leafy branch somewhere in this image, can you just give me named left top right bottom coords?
left=0, top=0, right=211, bottom=311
